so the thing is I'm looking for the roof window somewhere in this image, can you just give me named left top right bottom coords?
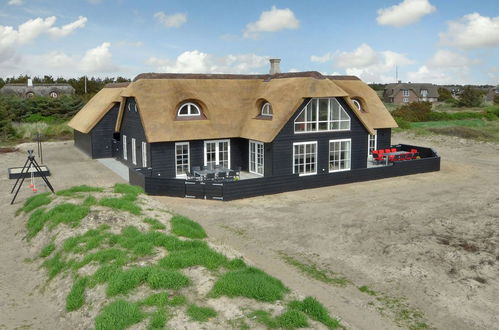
left=177, top=102, right=201, bottom=117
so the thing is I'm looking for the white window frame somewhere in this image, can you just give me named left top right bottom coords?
left=204, top=139, right=230, bottom=169
left=421, top=89, right=428, bottom=97
left=249, top=140, right=264, bottom=176
left=141, top=141, right=147, bottom=168
left=294, top=98, right=351, bottom=134
left=177, top=102, right=201, bottom=117
left=131, top=138, right=137, bottom=165
left=329, top=138, right=351, bottom=173
left=403, top=97, right=409, bottom=103
left=175, top=142, right=190, bottom=177
left=122, top=135, right=127, bottom=160
left=261, top=102, right=272, bottom=116
left=402, top=89, right=410, bottom=97
left=368, top=131, right=377, bottom=157
left=352, top=99, right=361, bottom=111
left=293, top=141, right=317, bottom=176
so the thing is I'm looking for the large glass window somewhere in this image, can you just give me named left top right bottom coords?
left=402, top=89, right=409, bottom=96
left=249, top=140, right=264, bottom=175
left=204, top=140, right=230, bottom=169
left=131, top=138, right=137, bottom=165
left=175, top=142, right=190, bottom=177
left=329, top=139, right=351, bottom=172
left=293, top=142, right=317, bottom=176
left=294, top=98, right=350, bottom=133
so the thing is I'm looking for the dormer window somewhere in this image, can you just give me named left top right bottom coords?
left=177, top=102, right=201, bottom=117
left=261, top=102, right=272, bottom=116
left=352, top=99, right=362, bottom=111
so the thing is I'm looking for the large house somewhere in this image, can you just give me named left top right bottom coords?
left=0, top=79, right=75, bottom=98
left=383, top=82, right=439, bottom=104
left=69, top=60, right=440, bottom=200
left=486, top=85, right=499, bottom=102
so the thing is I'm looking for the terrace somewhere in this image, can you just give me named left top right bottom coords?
left=129, top=144, right=440, bottom=201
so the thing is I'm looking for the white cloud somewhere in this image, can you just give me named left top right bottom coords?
left=79, top=42, right=118, bottom=73
left=7, top=0, right=24, bottom=5
left=145, top=50, right=269, bottom=74
left=439, top=13, right=499, bottom=49
left=116, top=40, right=144, bottom=47
left=244, top=6, right=299, bottom=38
left=377, top=0, right=436, bottom=27
left=406, top=65, right=456, bottom=84
left=0, top=16, right=87, bottom=63
left=311, top=44, right=413, bottom=83
left=427, top=50, right=477, bottom=68
left=154, top=11, right=187, bottom=28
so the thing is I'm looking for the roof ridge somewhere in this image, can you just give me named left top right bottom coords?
left=132, top=71, right=327, bottom=82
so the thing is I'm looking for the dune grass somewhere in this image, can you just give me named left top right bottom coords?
left=26, top=203, right=89, bottom=239
left=288, top=297, right=341, bottom=329
left=170, top=215, right=207, bottom=239
left=99, top=197, right=141, bottom=215
left=211, top=267, right=288, bottom=302
left=94, top=300, right=144, bottom=330
left=281, top=254, right=350, bottom=287
left=39, top=243, right=56, bottom=258
left=187, top=304, right=217, bottom=322
left=251, top=309, right=309, bottom=329
left=17, top=193, right=52, bottom=214
left=66, top=277, right=88, bottom=311
left=143, top=217, right=166, bottom=230
left=56, top=185, right=103, bottom=197
left=149, top=309, right=169, bottom=328
left=159, top=245, right=229, bottom=270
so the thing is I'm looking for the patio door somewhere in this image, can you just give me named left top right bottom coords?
left=204, top=140, right=230, bottom=169
left=249, top=140, right=264, bottom=175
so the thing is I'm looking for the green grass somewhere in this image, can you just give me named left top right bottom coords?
left=94, top=300, right=144, bottom=330
left=82, top=195, right=97, bottom=207
left=251, top=309, right=309, bottom=329
left=288, top=297, right=342, bottom=329
left=159, top=245, right=229, bottom=270
left=149, top=309, right=169, bottom=329
left=106, top=266, right=190, bottom=296
left=114, top=183, right=143, bottom=196
left=26, top=203, right=90, bottom=238
left=211, top=267, right=288, bottom=302
left=358, top=285, right=377, bottom=296
left=140, top=292, right=169, bottom=307
left=143, top=217, right=166, bottom=230
left=42, top=252, right=66, bottom=279
left=66, top=277, right=88, bottom=311
left=410, top=118, right=489, bottom=129
left=39, top=243, right=56, bottom=257
left=100, top=197, right=141, bottom=215
left=17, top=193, right=52, bottom=214
left=186, top=304, right=217, bottom=322
left=281, top=254, right=350, bottom=287
left=170, top=215, right=207, bottom=239
left=56, top=185, right=103, bottom=197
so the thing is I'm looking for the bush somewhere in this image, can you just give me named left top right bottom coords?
left=494, top=94, right=499, bottom=105
left=394, top=117, right=411, bottom=129
left=437, top=88, right=453, bottom=102
left=457, top=86, right=483, bottom=107
left=391, top=102, right=432, bottom=122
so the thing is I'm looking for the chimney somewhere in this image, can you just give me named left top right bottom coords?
left=27, top=78, right=33, bottom=87
left=269, top=58, right=281, bottom=75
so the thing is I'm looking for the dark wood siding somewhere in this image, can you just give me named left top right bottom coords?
left=270, top=98, right=369, bottom=177
left=74, top=130, right=93, bottom=157
left=118, top=98, right=150, bottom=168
left=376, top=128, right=391, bottom=150
left=91, top=104, right=119, bottom=158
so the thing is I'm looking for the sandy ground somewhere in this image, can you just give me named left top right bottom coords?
left=0, top=134, right=498, bottom=329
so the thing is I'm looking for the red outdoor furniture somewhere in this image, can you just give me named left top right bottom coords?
left=385, top=149, right=391, bottom=153
left=391, top=148, right=397, bottom=152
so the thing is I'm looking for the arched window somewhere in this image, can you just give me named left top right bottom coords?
left=177, top=102, right=201, bottom=117
left=352, top=99, right=361, bottom=111
left=49, top=91, right=58, bottom=98
left=261, top=102, right=272, bottom=116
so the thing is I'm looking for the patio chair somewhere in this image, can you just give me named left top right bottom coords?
left=388, top=155, right=395, bottom=162
left=384, top=148, right=391, bottom=153
left=391, top=148, right=397, bottom=152
left=235, top=166, right=241, bottom=178
left=205, top=172, right=215, bottom=181
left=373, top=153, right=384, bottom=164
left=216, top=171, right=226, bottom=181
left=228, top=170, right=237, bottom=180
left=410, top=148, right=418, bottom=153
left=191, top=166, right=200, bottom=172
left=206, top=163, right=214, bottom=171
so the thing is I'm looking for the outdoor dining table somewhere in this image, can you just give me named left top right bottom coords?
left=382, top=151, right=410, bottom=165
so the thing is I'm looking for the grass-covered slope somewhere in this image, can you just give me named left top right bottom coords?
left=19, top=184, right=343, bottom=329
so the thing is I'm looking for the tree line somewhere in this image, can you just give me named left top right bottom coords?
left=0, top=75, right=131, bottom=95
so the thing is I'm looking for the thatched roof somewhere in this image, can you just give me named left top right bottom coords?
left=383, top=82, right=439, bottom=98
left=70, top=72, right=397, bottom=142
left=68, top=85, right=126, bottom=133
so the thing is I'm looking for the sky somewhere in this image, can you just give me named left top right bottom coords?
left=0, top=0, right=498, bottom=85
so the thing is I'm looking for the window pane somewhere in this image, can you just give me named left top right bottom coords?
left=318, top=99, right=328, bottom=120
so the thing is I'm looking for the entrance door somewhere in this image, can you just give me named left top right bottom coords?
left=204, top=140, right=230, bottom=169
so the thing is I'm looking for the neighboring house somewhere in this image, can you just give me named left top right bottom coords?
left=0, top=80, right=75, bottom=98
left=383, top=82, right=439, bottom=104
left=486, top=85, right=499, bottom=102
left=69, top=60, right=440, bottom=200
